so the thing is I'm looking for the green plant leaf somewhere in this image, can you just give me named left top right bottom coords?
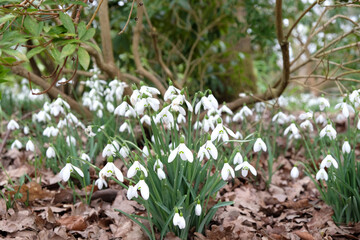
left=60, top=44, right=76, bottom=59
left=59, top=12, right=75, bottom=34
left=83, top=42, right=101, bottom=53
left=77, top=22, right=86, bottom=39
left=24, top=16, right=40, bottom=37
left=26, top=46, right=46, bottom=59
left=80, top=28, right=95, bottom=41
left=2, top=49, right=28, bottom=62
left=77, top=47, right=90, bottom=70
left=0, top=14, right=15, bottom=24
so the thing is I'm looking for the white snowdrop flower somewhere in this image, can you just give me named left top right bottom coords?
left=142, top=146, right=150, bottom=158
left=135, top=179, right=149, bottom=200
left=195, top=202, right=202, bottom=216
left=211, top=119, right=237, bottom=142
left=54, top=97, right=70, bottom=109
left=299, top=111, right=313, bottom=120
left=177, top=114, right=186, bottom=124
left=193, top=121, right=202, bottom=130
left=233, top=152, right=243, bottom=165
left=290, top=166, right=299, bottom=179
left=59, top=161, right=84, bottom=182
left=140, top=85, right=161, bottom=97
left=219, top=103, right=233, bottom=115
left=272, top=112, right=288, bottom=125
left=23, top=126, right=29, bottom=135
left=97, top=109, right=103, bottom=118
left=106, top=102, right=115, bottom=113
left=319, top=124, right=337, bottom=140
left=277, top=96, right=288, bottom=107
left=284, top=123, right=299, bottom=136
left=135, top=97, right=160, bottom=115
left=140, top=115, right=151, bottom=125
left=253, top=138, right=267, bottom=152
left=316, top=168, right=328, bottom=181
left=128, top=161, right=148, bottom=178
left=168, top=137, right=193, bottom=163
left=300, top=120, right=314, bottom=132
left=288, top=114, right=296, bottom=122
left=233, top=105, right=253, bottom=122
left=221, top=162, right=235, bottom=181
left=316, top=114, right=326, bottom=126
left=7, top=120, right=20, bottom=131
left=66, top=136, right=76, bottom=147
left=320, top=155, right=338, bottom=169
left=127, top=185, right=139, bottom=200
left=225, top=115, right=231, bottom=124
left=164, top=84, right=181, bottom=101
left=99, top=157, right=124, bottom=181
left=239, top=93, right=247, bottom=97
left=335, top=102, right=354, bottom=118
left=34, top=110, right=51, bottom=123
left=114, top=102, right=136, bottom=117
left=50, top=103, right=64, bottom=117
left=120, top=145, right=130, bottom=158
left=46, top=147, right=56, bottom=158
left=85, top=126, right=96, bottom=137
left=318, top=96, right=330, bottom=111
left=254, top=102, right=266, bottom=113
left=195, top=95, right=213, bottom=114
left=170, top=95, right=192, bottom=115
left=102, top=143, right=116, bottom=157
left=173, top=212, right=186, bottom=229
left=81, top=153, right=91, bottom=162
left=57, top=119, right=67, bottom=129
left=155, top=105, right=174, bottom=125
left=66, top=113, right=79, bottom=125
left=197, top=136, right=218, bottom=161
left=11, top=139, right=22, bottom=149
left=26, top=139, right=35, bottom=152
left=202, top=116, right=215, bottom=132
left=119, top=122, right=131, bottom=133
left=207, top=92, right=219, bottom=109
left=342, top=141, right=351, bottom=154
left=95, top=176, right=107, bottom=190
left=156, top=167, right=166, bottom=180
left=235, top=131, right=243, bottom=139
left=43, top=126, right=59, bottom=137
left=235, top=161, right=257, bottom=177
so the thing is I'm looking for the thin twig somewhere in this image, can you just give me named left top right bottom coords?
left=86, top=0, right=104, bottom=29
left=118, top=0, right=136, bottom=35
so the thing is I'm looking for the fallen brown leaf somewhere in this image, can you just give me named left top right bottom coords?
left=294, top=230, right=314, bottom=240
left=57, top=216, right=87, bottom=231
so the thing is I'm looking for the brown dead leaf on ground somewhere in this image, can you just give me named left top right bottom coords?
left=294, top=230, right=314, bottom=240
left=10, top=181, right=54, bottom=202
left=0, top=210, right=36, bottom=233
left=57, top=215, right=87, bottom=231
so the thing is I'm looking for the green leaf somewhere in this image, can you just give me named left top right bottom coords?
left=0, top=14, right=15, bottom=24
left=26, top=46, right=46, bottom=59
left=83, top=42, right=101, bottom=53
left=60, top=44, right=76, bottom=59
left=2, top=49, right=28, bottom=62
left=80, top=28, right=95, bottom=41
left=77, top=47, right=90, bottom=70
left=24, top=16, right=40, bottom=36
left=77, top=22, right=86, bottom=39
left=59, top=12, right=75, bottom=34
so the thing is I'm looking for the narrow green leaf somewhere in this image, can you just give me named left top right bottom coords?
left=2, top=49, right=28, bottom=62
left=83, top=42, right=101, bottom=53
left=60, top=44, right=76, bottom=59
left=59, top=12, right=75, bottom=34
left=0, top=14, right=15, bottom=24
left=77, top=22, right=86, bottom=39
left=77, top=47, right=90, bottom=70
left=26, top=46, right=46, bottom=59
left=80, top=28, right=96, bottom=41
left=24, top=16, right=40, bottom=36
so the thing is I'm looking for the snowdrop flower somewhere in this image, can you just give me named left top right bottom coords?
left=43, top=126, right=59, bottom=137
left=235, top=160, right=257, bottom=177
left=142, top=145, right=150, bottom=157
left=95, top=176, right=108, bottom=189
left=342, top=141, right=351, bottom=154
left=127, top=185, right=139, bottom=200
left=81, top=153, right=91, bottom=162
left=114, top=101, right=136, bottom=117
left=320, top=154, right=338, bottom=169
left=34, top=110, right=51, bottom=123
left=164, top=84, right=181, bottom=101
left=253, top=138, right=267, bottom=152
left=197, top=136, right=218, bottom=161
left=140, top=115, right=151, bottom=125
left=318, top=96, right=330, bottom=111
left=134, top=178, right=149, bottom=200
left=357, top=118, right=360, bottom=130
left=26, top=139, right=35, bottom=152
left=195, top=201, right=202, bottom=216
left=290, top=166, right=299, bottom=179
left=221, top=161, right=235, bottom=181
left=120, top=145, right=130, bottom=158
left=155, top=161, right=166, bottom=180
left=218, top=102, right=233, bottom=115
left=23, top=126, right=29, bottom=135
left=168, top=136, right=193, bottom=163
left=233, top=152, right=243, bottom=165
left=135, top=97, right=160, bottom=115
left=284, top=123, right=299, bottom=136
left=66, top=136, right=76, bottom=147
left=211, top=118, right=237, bottom=142
left=300, top=120, right=314, bottom=132
left=140, top=84, right=161, bottom=97
left=319, top=124, right=337, bottom=140
left=207, top=91, right=219, bottom=109
left=106, top=102, right=115, bottom=113
left=85, top=126, right=96, bottom=137
left=119, top=122, right=131, bottom=133
left=235, top=131, right=243, bottom=139
left=7, top=120, right=20, bottom=131
left=155, top=105, right=174, bottom=125
left=11, top=139, right=22, bottom=149
left=102, top=141, right=119, bottom=157
left=59, top=160, right=84, bottom=182
left=177, top=114, right=186, bottom=124
left=233, top=105, right=252, bottom=122
left=46, top=146, right=56, bottom=158
left=195, top=94, right=213, bottom=114
left=173, top=211, right=186, bottom=229
left=97, top=110, right=103, bottom=118
left=316, top=168, right=328, bottom=181
left=202, top=115, right=215, bottom=132
left=128, top=161, right=148, bottom=178
left=272, top=112, right=288, bottom=125
left=349, top=90, right=360, bottom=107
left=193, top=121, right=202, bottom=130
left=299, top=111, right=313, bottom=120
left=99, top=156, right=124, bottom=181
left=316, top=114, right=326, bottom=126
left=170, top=94, right=193, bottom=115
left=335, top=101, right=354, bottom=118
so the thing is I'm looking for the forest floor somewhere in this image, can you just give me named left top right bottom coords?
left=1, top=143, right=360, bottom=240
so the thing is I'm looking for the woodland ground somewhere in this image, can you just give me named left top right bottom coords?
left=1, top=118, right=360, bottom=240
